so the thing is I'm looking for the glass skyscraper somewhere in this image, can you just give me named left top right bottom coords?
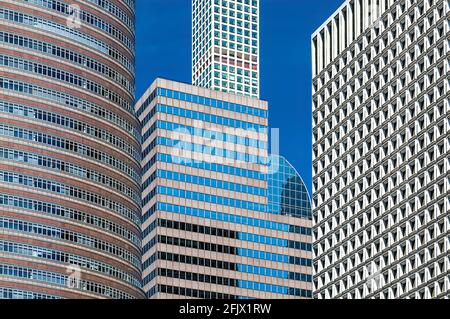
left=0, top=0, right=144, bottom=299
left=136, top=78, right=313, bottom=299
left=192, top=0, right=260, bottom=98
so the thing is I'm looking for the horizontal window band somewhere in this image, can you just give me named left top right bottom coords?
left=142, top=103, right=267, bottom=131
left=23, top=0, right=134, bottom=52
left=143, top=234, right=312, bottom=269
left=83, top=0, right=135, bottom=30
left=0, top=30, right=134, bottom=93
left=0, top=286, right=60, bottom=299
left=0, top=100, right=140, bottom=162
left=0, top=146, right=140, bottom=205
left=0, top=217, right=141, bottom=268
left=0, top=122, right=140, bottom=185
left=142, top=136, right=267, bottom=166
left=0, top=240, right=141, bottom=288
left=0, top=54, right=133, bottom=114
left=143, top=202, right=312, bottom=236
left=143, top=153, right=267, bottom=181
left=0, top=8, right=134, bottom=72
left=0, top=77, right=140, bottom=141
left=143, top=250, right=312, bottom=283
left=143, top=217, right=311, bottom=252
left=148, top=284, right=238, bottom=299
left=142, top=169, right=266, bottom=197
left=0, top=170, right=140, bottom=226
left=144, top=267, right=312, bottom=297
left=137, top=87, right=267, bottom=119
left=0, top=263, right=135, bottom=299
left=0, top=193, right=141, bottom=246
left=142, top=120, right=268, bottom=149
left=142, top=185, right=266, bottom=212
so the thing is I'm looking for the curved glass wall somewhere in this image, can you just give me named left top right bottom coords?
left=268, top=155, right=312, bottom=220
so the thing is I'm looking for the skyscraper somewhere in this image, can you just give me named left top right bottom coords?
left=135, top=0, right=313, bottom=299
left=192, top=0, right=260, bottom=98
left=136, top=78, right=313, bottom=299
left=0, top=1, right=144, bottom=298
left=312, top=0, right=449, bottom=298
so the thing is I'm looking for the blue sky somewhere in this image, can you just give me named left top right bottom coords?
left=136, top=0, right=343, bottom=193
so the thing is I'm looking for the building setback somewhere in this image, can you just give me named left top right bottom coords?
left=0, top=0, right=144, bottom=298
left=312, top=0, right=449, bottom=298
left=192, top=0, right=260, bottom=98
left=137, top=78, right=313, bottom=299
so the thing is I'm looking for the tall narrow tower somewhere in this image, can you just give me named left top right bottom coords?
left=192, top=0, right=260, bottom=98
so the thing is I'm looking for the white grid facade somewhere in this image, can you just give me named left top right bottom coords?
left=312, top=0, right=449, bottom=299
left=192, top=0, right=260, bottom=98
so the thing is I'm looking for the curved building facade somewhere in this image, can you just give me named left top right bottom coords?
left=268, top=155, right=312, bottom=220
left=0, top=0, right=144, bottom=298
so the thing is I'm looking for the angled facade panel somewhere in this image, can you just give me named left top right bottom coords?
left=312, top=0, right=449, bottom=299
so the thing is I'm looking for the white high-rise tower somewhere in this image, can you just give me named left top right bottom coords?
left=312, top=0, right=449, bottom=299
left=192, top=0, right=260, bottom=98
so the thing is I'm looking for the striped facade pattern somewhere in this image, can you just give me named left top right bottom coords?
left=0, top=0, right=144, bottom=299
left=137, top=78, right=313, bottom=299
